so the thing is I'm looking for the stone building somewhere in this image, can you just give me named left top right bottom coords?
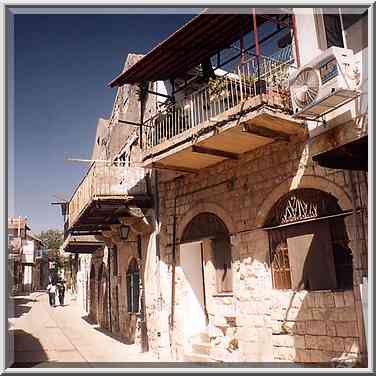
left=61, top=53, right=158, bottom=353
left=62, top=7, right=369, bottom=366
left=8, top=217, right=47, bottom=294
left=108, top=8, right=369, bottom=365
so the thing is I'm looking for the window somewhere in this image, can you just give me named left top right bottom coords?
left=126, top=258, right=139, bottom=313
left=319, top=8, right=368, bottom=50
left=270, top=234, right=292, bottom=290
left=323, top=13, right=344, bottom=48
left=267, top=189, right=353, bottom=291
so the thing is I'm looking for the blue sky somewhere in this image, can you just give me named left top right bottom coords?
left=11, top=12, right=197, bottom=234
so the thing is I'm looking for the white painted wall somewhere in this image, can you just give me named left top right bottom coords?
left=22, top=240, right=34, bottom=264
left=293, top=8, right=368, bottom=137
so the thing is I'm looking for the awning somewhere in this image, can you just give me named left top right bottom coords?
left=108, top=13, right=269, bottom=87
left=312, top=136, right=368, bottom=171
left=61, top=234, right=104, bottom=254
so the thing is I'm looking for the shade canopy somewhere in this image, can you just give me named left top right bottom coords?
left=108, top=13, right=273, bottom=87
left=61, top=234, right=104, bottom=254
left=312, top=136, right=368, bottom=171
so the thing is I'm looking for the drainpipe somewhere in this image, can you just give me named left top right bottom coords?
left=153, top=169, right=164, bottom=358
left=138, top=234, right=149, bottom=352
left=290, top=12, right=301, bottom=67
left=108, top=247, right=112, bottom=332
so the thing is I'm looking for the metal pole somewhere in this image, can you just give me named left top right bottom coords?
left=108, top=248, right=112, bottom=332
left=200, top=243, right=209, bottom=324
left=240, top=19, right=244, bottom=64
left=138, top=235, right=149, bottom=352
left=252, top=9, right=261, bottom=93
left=290, top=14, right=301, bottom=67
left=252, top=9, right=260, bottom=57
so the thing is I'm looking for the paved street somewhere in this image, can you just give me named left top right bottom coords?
left=8, top=291, right=158, bottom=367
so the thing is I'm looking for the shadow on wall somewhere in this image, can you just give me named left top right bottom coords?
left=232, top=186, right=365, bottom=367
left=9, top=329, right=49, bottom=367
left=267, top=218, right=363, bottom=367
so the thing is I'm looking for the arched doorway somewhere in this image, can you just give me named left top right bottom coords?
left=89, top=264, right=96, bottom=322
left=265, top=188, right=353, bottom=291
left=126, top=258, right=140, bottom=314
left=180, top=212, right=232, bottom=339
left=97, top=262, right=109, bottom=329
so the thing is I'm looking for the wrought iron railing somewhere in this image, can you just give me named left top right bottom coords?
left=143, top=52, right=294, bottom=150
left=67, top=163, right=147, bottom=229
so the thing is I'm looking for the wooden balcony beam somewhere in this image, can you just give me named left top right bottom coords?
left=151, top=162, right=198, bottom=174
left=191, top=145, right=240, bottom=160
left=241, top=124, right=290, bottom=141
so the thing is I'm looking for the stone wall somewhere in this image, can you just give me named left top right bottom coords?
left=157, top=130, right=368, bottom=364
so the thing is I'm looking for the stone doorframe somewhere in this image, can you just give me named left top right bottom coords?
left=177, top=201, right=237, bottom=242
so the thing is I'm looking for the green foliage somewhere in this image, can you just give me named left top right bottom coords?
left=38, top=229, right=63, bottom=250
left=208, top=77, right=227, bottom=98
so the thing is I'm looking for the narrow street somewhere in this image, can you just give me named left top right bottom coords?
left=8, top=291, right=158, bottom=367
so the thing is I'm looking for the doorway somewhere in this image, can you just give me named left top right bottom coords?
left=179, top=212, right=232, bottom=342
left=180, top=241, right=206, bottom=339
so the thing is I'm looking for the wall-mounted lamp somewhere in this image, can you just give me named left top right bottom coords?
left=120, top=225, right=130, bottom=240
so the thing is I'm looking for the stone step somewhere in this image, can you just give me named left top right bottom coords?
left=192, top=342, right=211, bottom=355
left=183, top=352, right=214, bottom=363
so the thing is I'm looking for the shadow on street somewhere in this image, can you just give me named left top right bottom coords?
left=9, top=329, right=49, bottom=367
left=8, top=296, right=36, bottom=319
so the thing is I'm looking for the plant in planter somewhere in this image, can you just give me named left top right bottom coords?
left=208, top=77, right=227, bottom=99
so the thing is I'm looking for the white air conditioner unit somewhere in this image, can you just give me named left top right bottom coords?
left=289, top=46, right=360, bottom=119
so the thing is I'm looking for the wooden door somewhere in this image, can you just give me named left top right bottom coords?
left=180, top=241, right=206, bottom=338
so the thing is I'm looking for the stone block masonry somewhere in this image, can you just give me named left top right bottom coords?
left=156, top=133, right=367, bottom=364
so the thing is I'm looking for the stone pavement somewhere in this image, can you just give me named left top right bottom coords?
left=8, top=291, right=158, bottom=367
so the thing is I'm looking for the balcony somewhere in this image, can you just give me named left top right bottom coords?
left=142, top=54, right=306, bottom=172
left=61, top=234, right=104, bottom=254
left=66, top=163, right=151, bottom=235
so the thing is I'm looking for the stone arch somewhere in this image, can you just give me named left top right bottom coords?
left=255, top=175, right=353, bottom=228
left=177, top=201, right=236, bottom=242
left=127, top=256, right=139, bottom=271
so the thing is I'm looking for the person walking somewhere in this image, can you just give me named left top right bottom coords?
left=47, top=282, right=57, bottom=307
left=57, top=280, right=66, bottom=306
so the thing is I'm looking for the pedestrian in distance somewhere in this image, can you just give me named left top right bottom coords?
left=57, top=280, right=65, bottom=306
left=47, top=282, right=57, bottom=307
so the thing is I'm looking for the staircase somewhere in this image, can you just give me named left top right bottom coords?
left=183, top=332, right=215, bottom=363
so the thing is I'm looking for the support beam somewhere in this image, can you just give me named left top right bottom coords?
left=145, top=89, right=173, bottom=100
left=242, top=124, right=290, bottom=142
left=258, top=14, right=290, bottom=28
left=191, top=145, right=240, bottom=160
left=151, top=162, right=198, bottom=174
left=118, top=118, right=153, bottom=129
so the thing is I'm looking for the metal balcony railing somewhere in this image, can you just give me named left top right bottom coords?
left=67, top=163, right=147, bottom=230
left=143, top=50, right=294, bottom=150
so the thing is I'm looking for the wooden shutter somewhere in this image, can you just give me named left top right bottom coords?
left=214, top=238, right=232, bottom=293
left=286, top=222, right=337, bottom=291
